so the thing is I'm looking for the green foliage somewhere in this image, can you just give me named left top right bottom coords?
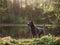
left=0, top=34, right=56, bottom=45
left=32, top=34, right=56, bottom=45
left=17, top=16, right=28, bottom=24
left=0, top=14, right=28, bottom=24
left=40, top=34, right=56, bottom=45
left=10, top=39, right=18, bottom=44
left=0, top=38, right=10, bottom=45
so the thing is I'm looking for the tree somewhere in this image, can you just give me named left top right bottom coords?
left=13, top=0, right=20, bottom=15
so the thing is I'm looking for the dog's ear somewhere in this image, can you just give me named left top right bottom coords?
left=29, top=20, right=33, bottom=22
left=28, top=20, right=32, bottom=23
left=30, top=21, right=34, bottom=24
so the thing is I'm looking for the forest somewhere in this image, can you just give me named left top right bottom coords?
left=0, top=0, right=60, bottom=45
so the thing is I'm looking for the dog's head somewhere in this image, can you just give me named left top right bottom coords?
left=28, top=21, right=34, bottom=27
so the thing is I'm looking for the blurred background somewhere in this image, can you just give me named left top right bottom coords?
left=0, top=0, right=60, bottom=38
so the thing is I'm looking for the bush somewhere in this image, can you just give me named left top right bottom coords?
left=10, top=39, right=18, bottom=44
left=32, top=34, right=56, bottom=45
left=0, top=34, right=56, bottom=45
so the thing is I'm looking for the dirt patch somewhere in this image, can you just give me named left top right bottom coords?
left=56, top=37, right=60, bottom=40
